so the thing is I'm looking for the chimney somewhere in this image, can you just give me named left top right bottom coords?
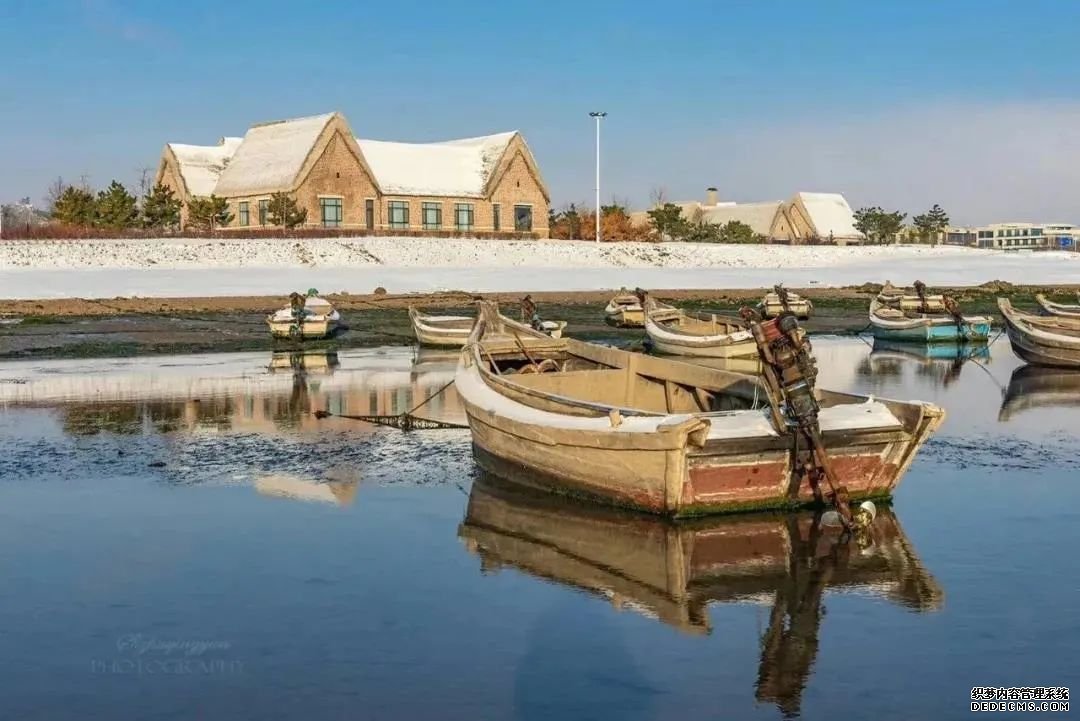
left=706, top=187, right=718, bottom=206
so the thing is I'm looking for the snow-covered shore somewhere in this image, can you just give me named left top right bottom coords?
left=0, top=237, right=1076, bottom=299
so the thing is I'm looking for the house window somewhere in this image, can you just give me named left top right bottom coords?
left=454, top=203, right=474, bottom=231
left=365, top=199, right=374, bottom=230
left=238, top=201, right=250, bottom=227
left=320, top=197, right=343, bottom=228
left=514, top=204, right=533, bottom=232
left=388, top=201, right=409, bottom=229
left=493, top=204, right=501, bottom=231
left=258, top=199, right=269, bottom=225
left=422, top=202, right=442, bottom=230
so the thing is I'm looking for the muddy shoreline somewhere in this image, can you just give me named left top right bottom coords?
left=0, top=284, right=1072, bottom=360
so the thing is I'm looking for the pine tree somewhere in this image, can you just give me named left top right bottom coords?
left=187, top=195, right=234, bottom=231
left=267, top=192, right=307, bottom=229
left=647, top=203, right=687, bottom=240
left=52, top=186, right=97, bottom=226
left=141, top=183, right=182, bottom=230
left=94, top=181, right=139, bottom=229
left=927, top=204, right=949, bottom=244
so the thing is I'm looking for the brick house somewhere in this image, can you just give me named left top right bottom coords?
left=156, top=111, right=550, bottom=237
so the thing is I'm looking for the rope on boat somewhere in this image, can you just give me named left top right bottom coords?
left=313, top=378, right=466, bottom=431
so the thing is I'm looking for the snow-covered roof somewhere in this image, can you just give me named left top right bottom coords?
left=214, top=112, right=337, bottom=196
left=356, top=131, right=517, bottom=197
left=699, top=201, right=783, bottom=236
left=797, top=192, right=860, bottom=239
left=168, top=137, right=242, bottom=198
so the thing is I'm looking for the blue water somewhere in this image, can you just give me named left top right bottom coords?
left=0, top=341, right=1076, bottom=720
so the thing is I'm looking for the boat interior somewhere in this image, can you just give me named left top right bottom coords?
left=1002, top=300, right=1080, bottom=335
left=411, top=309, right=474, bottom=330
left=652, top=309, right=747, bottom=337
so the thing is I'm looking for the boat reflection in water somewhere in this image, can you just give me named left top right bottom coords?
left=459, top=477, right=942, bottom=718
left=860, top=339, right=990, bottom=388
left=999, top=365, right=1080, bottom=421
left=267, top=349, right=341, bottom=375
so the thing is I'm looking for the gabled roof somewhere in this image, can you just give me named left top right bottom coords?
left=699, top=201, right=783, bottom=236
left=167, top=137, right=242, bottom=198
left=214, top=112, right=338, bottom=196
left=796, top=192, right=860, bottom=239
left=356, top=131, right=517, bottom=197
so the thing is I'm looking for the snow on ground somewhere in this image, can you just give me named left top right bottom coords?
left=0, top=237, right=1076, bottom=299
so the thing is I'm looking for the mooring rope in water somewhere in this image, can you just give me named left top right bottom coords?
left=313, top=377, right=466, bottom=430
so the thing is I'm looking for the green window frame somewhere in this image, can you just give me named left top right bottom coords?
left=422, top=202, right=442, bottom=230
left=388, top=201, right=409, bottom=229
left=492, top=204, right=501, bottom=231
left=258, top=199, right=269, bottom=225
left=365, top=199, right=374, bottom=230
left=238, top=201, right=249, bottom=227
left=513, top=204, right=533, bottom=232
left=454, top=203, right=474, bottom=231
left=320, top=198, right=343, bottom=228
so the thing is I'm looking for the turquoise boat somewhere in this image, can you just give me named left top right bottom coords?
left=868, top=297, right=991, bottom=343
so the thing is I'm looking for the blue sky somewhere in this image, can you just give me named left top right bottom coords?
left=4, top=0, right=1080, bottom=223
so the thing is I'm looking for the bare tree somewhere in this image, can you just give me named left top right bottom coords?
left=136, top=166, right=154, bottom=198
left=45, top=177, right=68, bottom=212
left=648, top=186, right=669, bottom=208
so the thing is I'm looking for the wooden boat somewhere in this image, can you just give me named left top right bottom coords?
left=410, top=306, right=566, bottom=348
left=758, top=290, right=813, bottom=319
left=1035, top=293, right=1080, bottom=318
left=999, top=365, right=1080, bottom=421
left=868, top=296, right=991, bottom=343
left=267, top=294, right=340, bottom=339
left=604, top=290, right=644, bottom=327
left=459, top=478, right=942, bottom=714
left=643, top=296, right=758, bottom=359
left=455, top=303, right=945, bottom=517
left=998, top=298, right=1080, bottom=368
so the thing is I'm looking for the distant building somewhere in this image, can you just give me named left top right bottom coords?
left=156, top=111, right=550, bottom=237
left=631, top=189, right=863, bottom=244
left=954, top=222, right=1080, bottom=250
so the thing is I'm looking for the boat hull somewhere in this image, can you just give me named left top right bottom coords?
left=999, top=298, right=1080, bottom=368
left=605, top=308, right=644, bottom=328
left=458, top=366, right=942, bottom=516
left=870, top=319, right=991, bottom=343
left=267, top=319, right=337, bottom=339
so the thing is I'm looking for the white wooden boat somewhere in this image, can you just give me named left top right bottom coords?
left=998, top=298, right=1080, bottom=368
left=604, top=290, right=644, bottom=327
left=410, top=306, right=566, bottom=348
left=455, top=302, right=945, bottom=517
left=644, top=296, right=758, bottom=359
left=267, top=295, right=340, bottom=339
left=758, top=290, right=813, bottom=319
left=1035, top=293, right=1080, bottom=318
left=869, top=296, right=991, bottom=343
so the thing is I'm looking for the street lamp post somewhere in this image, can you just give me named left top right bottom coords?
left=589, top=111, right=606, bottom=242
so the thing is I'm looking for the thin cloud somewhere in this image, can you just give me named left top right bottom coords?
left=80, top=0, right=173, bottom=47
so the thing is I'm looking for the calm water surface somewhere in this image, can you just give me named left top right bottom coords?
left=0, top=340, right=1077, bottom=720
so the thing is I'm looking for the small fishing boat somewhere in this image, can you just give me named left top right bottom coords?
left=643, top=296, right=758, bottom=359
left=1035, top=293, right=1080, bottom=318
left=410, top=306, right=566, bottom=348
left=998, top=365, right=1080, bottom=421
left=758, top=287, right=813, bottom=319
left=267, top=291, right=340, bottom=340
left=998, top=298, right=1080, bottom=368
left=604, top=289, right=645, bottom=327
left=455, top=302, right=945, bottom=517
left=868, top=296, right=991, bottom=343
